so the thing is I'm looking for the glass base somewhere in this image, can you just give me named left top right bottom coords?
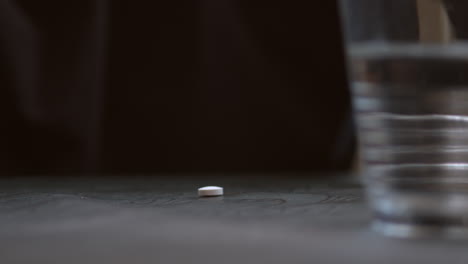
left=369, top=186, right=468, bottom=239
left=373, top=220, right=468, bottom=239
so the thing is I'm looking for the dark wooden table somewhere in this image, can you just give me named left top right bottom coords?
left=1, top=175, right=467, bottom=264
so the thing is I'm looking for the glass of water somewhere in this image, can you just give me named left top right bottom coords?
left=339, top=0, right=468, bottom=238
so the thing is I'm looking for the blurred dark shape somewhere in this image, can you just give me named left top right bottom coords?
left=444, top=0, right=468, bottom=39
left=0, top=0, right=352, bottom=175
left=340, top=0, right=419, bottom=42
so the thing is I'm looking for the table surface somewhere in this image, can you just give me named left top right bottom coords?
left=1, top=175, right=467, bottom=264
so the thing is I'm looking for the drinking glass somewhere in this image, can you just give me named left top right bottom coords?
left=339, top=0, right=468, bottom=238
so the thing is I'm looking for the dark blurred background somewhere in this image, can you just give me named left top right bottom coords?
left=0, top=0, right=353, bottom=175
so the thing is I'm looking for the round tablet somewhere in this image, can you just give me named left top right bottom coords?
left=198, top=186, right=223, bottom=197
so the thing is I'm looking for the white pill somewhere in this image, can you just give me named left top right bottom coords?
left=198, top=186, right=223, bottom=197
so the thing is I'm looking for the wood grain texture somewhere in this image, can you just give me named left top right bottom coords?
left=0, top=176, right=467, bottom=264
